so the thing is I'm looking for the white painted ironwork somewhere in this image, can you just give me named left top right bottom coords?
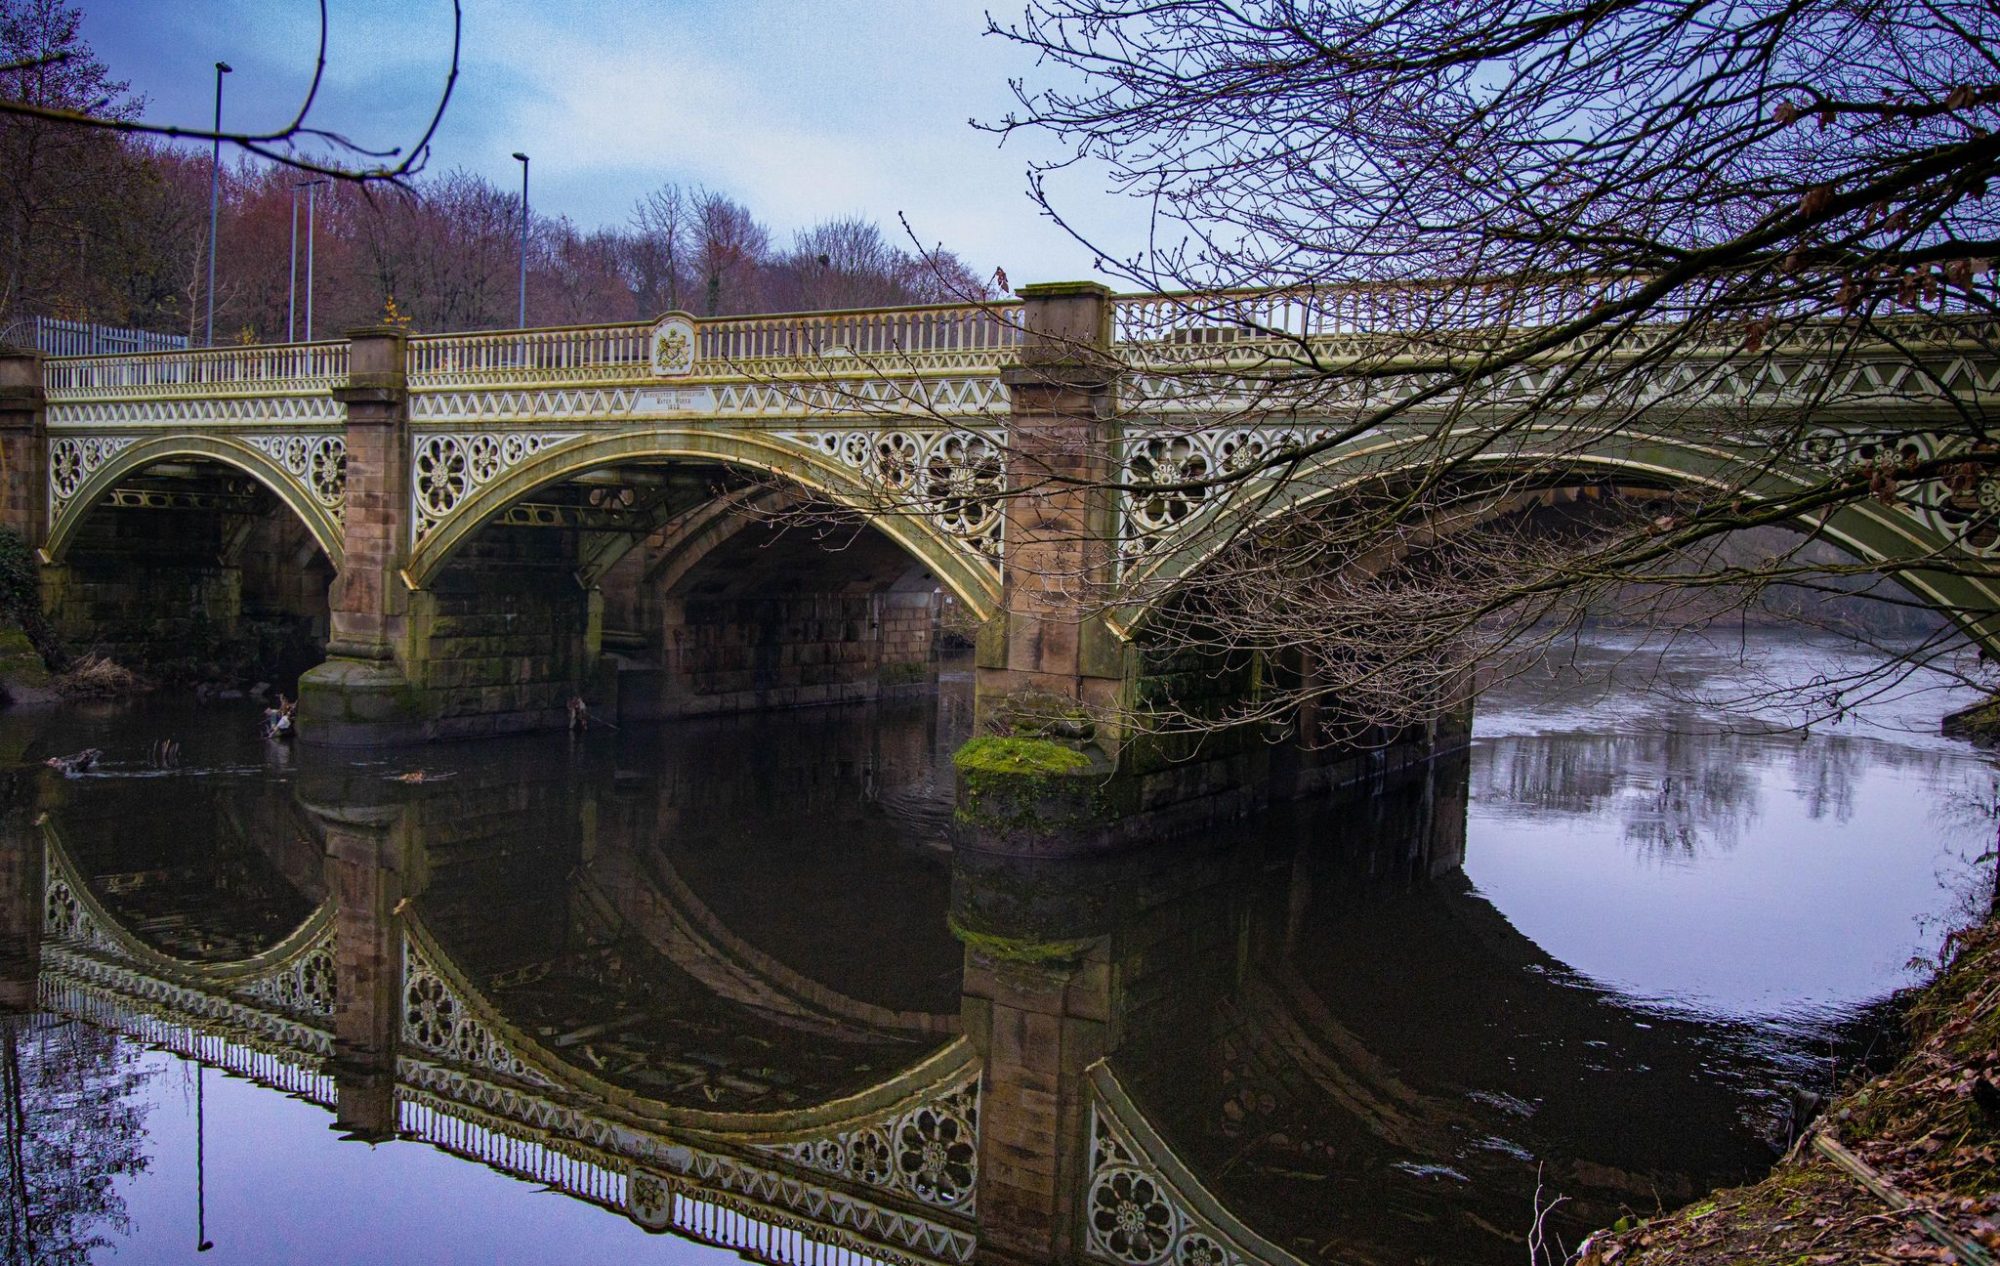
left=246, top=432, right=348, bottom=521
left=45, top=394, right=346, bottom=427
left=753, top=1068, right=980, bottom=1217
left=1117, top=425, right=1354, bottom=560
left=700, top=303, right=1023, bottom=374
left=40, top=966, right=336, bottom=1105
left=410, top=431, right=579, bottom=542
left=1083, top=1068, right=1306, bottom=1266
left=407, top=325, right=652, bottom=388
left=42, top=341, right=348, bottom=398
left=238, top=923, right=337, bottom=1019
left=47, top=435, right=134, bottom=519
left=784, top=429, right=1006, bottom=559
left=633, top=1148, right=975, bottom=1266
left=400, top=935, right=559, bottom=1088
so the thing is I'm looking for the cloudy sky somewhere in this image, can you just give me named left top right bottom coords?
left=79, top=0, right=1150, bottom=286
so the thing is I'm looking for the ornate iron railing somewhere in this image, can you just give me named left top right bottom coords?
left=698, top=302, right=1023, bottom=370
left=406, top=323, right=653, bottom=387
left=1109, top=275, right=2000, bottom=345
left=43, top=341, right=349, bottom=398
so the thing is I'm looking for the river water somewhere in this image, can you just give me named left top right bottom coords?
left=0, top=634, right=1990, bottom=1265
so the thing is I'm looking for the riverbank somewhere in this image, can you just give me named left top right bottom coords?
left=1579, top=907, right=2000, bottom=1265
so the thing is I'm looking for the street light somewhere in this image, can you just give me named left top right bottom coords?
left=205, top=61, right=231, bottom=347
left=512, top=151, right=529, bottom=328
left=289, top=178, right=328, bottom=342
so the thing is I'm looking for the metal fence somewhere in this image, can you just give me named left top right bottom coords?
left=1, top=314, right=189, bottom=357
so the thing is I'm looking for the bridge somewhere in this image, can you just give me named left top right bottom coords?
left=1, top=281, right=1995, bottom=844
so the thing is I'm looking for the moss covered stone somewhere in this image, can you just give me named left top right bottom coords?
left=952, top=736, right=1109, bottom=839
left=955, top=736, right=1091, bottom=776
left=946, top=914, right=1096, bottom=965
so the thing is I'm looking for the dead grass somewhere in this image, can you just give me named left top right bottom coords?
left=52, top=653, right=149, bottom=697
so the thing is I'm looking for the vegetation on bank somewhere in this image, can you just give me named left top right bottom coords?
left=0, top=527, right=65, bottom=675
left=1579, top=912, right=2000, bottom=1265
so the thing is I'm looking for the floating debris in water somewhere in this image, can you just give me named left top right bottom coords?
left=43, top=748, right=101, bottom=777
left=388, top=769, right=456, bottom=784
left=1391, top=1161, right=1471, bottom=1183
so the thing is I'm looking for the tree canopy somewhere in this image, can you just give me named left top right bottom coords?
left=981, top=0, right=2000, bottom=733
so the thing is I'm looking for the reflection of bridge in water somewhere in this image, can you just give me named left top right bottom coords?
left=0, top=705, right=1801, bottom=1266
left=2, top=732, right=1311, bottom=1266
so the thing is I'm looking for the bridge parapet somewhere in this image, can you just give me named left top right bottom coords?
left=43, top=340, right=350, bottom=402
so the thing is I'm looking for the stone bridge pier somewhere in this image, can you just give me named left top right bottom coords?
left=962, top=283, right=1470, bottom=857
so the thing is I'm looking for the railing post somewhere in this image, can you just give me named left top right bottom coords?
left=984, top=282, right=1125, bottom=725
left=0, top=344, right=48, bottom=547
left=298, top=326, right=425, bottom=743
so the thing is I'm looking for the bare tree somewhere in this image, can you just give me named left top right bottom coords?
left=0, top=0, right=135, bottom=326
left=961, top=0, right=2000, bottom=738
left=626, top=182, right=691, bottom=315
left=0, top=0, right=460, bottom=185
left=690, top=190, right=770, bottom=316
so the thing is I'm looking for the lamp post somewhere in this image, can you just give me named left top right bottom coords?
left=287, top=184, right=297, bottom=342
left=205, top=61, right=232, bottom=347
left=289, top=178, right=327, bottom=342
left=512, top=151, right=529, bottom=328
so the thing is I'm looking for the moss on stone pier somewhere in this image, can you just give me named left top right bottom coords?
left=952, top=736, right=1104, bottom=836
left=946, top=913, right=1097, bottom=966
left=954, top=736, right=1092, bottom=777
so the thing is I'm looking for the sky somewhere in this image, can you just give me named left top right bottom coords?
left=75, top=0, right=1149, bottom=287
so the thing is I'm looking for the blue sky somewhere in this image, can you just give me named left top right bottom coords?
left=81, top=0, right=1142, bottom=285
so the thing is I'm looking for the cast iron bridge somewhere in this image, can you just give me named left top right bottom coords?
left=2, top=280, right=1996, bottom=748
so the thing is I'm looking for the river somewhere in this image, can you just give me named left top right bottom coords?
left=0, top=633, right=1990, bottom=1265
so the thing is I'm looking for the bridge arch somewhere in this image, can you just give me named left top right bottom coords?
left=401, top=427, right=1001, bottom=622
left=1113, top=427, right=2000, bottom=647
left=401, top=912, right=973, bottom=1137
left=44, top=432, right=345, bottom=569
left=41, top=820, right=335, bottom=986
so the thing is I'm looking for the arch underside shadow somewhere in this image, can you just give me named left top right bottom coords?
left=43, top=433, right=346, bottom=570
left=403, top=427, right=1002, bottom=621
left=401, top=914, right=973, bottom=1141
left=40, top=821, right=334, bottom=986
left=1119, top=429, right=2000, bottom=649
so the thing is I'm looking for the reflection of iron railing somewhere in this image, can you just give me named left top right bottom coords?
left=1, top=314, right=188, bottom=357
left=39, top=965, right=337, bottom=1107
left=396, top=1092, right=627, bottom=1208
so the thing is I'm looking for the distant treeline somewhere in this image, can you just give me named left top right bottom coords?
left=2, top=2, right=992, bottom=342
left=1593, top=525, right=1949, bottom=638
